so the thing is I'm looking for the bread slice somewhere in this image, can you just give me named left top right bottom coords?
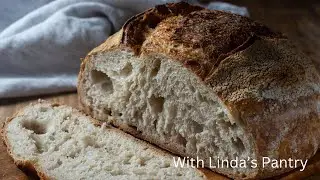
left=78, top=2, right=320, bottom=179
left=2, top=101, right=208, bottom=180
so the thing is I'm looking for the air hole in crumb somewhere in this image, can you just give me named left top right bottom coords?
left=129, top=125, right=137, bottom=129
left=148, top=95, right=164, bottom=114
left=57, top=159, right=62, bottom=166
left=189, top=85, right=196, bottom=93
left=123, top=154, right=133, bottom=164
left=82, top=136, right=99, bottom=148
left=196, top=92, right=205, bottom=102
left=162, top=161, right=170, bottom=168
left=54, top=146, right=59, bottom=151
left=219, top=120, right=237, bottom=132
left=91, top=70, right=114, bottom=93
left=191, top=120, right=203, bottom=134
left=68, top=152, right=78, bottom=159
left=30, top=134, right=46, bottom=153
left=103, top=108, right=111, bottom=116
left=49, top=133, right=55, bottom=141
left=128, top=124, right=142, bottom=134
left=110, top=170, right=123, bottom=176
left=63, top=115, right=71, bottom=120
left=140, top=66, right=146, bottom=73
left=35, top=142, right=45, bottom=153
left=197, top=147, right=207, bottom=155
left=123, top=160, right=131, bottom=165
left=167, top=105, right=177, bottom=119
left=207, top=142, right=218, bottom=154
left=153, top=119, right=158, bottom=129
left=176, top=133, right=187, bottom=148
left=232, top=137, right=245, bottom=153
left=61, top=125, right=69, bottom=133
left=133, top=111, right=143, bottom=121
left=140, top=78, right=146, bottom=87
left=139, top=159, right=146, bottom=166
left=39, top=107, right=48, bottom=112
left=218, top=112, right=226, bottom=119
left=22, top=121, right=47, bottom=134
left=91, top=70, right=107, bottom=83
left=111, top=111, right=123, bottom=117
left=120, top=63, right=133, bottom=76
left=189, top=137, right=197, bottom=152
left=101, top=81, right=113, bottom=93
left=150, top=59, right=161, bottom=77
left=74, top=118, right=79, bottom=125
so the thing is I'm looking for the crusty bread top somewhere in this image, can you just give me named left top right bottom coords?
left=122, top=2, right=284, bottom=78
left=95, top=2, right=320, bottom=103
left=84, top=2, right=320, bottom=178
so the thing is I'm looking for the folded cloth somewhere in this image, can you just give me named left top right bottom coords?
left=0, top=0, right=248, bottom=98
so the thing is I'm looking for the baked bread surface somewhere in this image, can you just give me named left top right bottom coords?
left=78, top=2, right=320, bottom=179
left=2, top=101, right=207, bottom=180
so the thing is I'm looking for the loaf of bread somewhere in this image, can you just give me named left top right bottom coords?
left=2, top=101, right=208, bottom=180
left=78, top=2, right=320, bottom=179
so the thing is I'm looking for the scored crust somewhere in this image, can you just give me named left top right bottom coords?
left=78, top=2, right=320, bottom=179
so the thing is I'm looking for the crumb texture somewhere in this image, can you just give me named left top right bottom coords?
left=81, top=51, right=256, bottom=178
left=5, top=103, right=205, bottom=180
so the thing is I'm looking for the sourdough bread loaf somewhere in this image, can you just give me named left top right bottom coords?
left=78, top=2, right=320, bottom=179
left=2, top=101, right=207, bottom=180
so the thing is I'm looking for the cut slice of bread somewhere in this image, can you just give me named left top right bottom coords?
left=2, top=101, right=208, bottom=180
left=78, top=2, right=320, bottom=179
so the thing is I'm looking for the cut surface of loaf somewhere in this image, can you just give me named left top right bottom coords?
left=78, top=2, right=320, bottom=179
left=2, top=102, right=207, bottom=180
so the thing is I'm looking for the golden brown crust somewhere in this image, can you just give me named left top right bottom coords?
left=208, top=39, right=320, bottom=178
left=78, top=2, right=320, bottom=179
left=123, top=2, right=284, bottom=79
left=121, top=2, right=203, bottom=53
left=276, top=151, right=320, bottom=180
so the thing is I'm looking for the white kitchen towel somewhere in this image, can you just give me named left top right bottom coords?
left=0, top=0, right=248, bottom=98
